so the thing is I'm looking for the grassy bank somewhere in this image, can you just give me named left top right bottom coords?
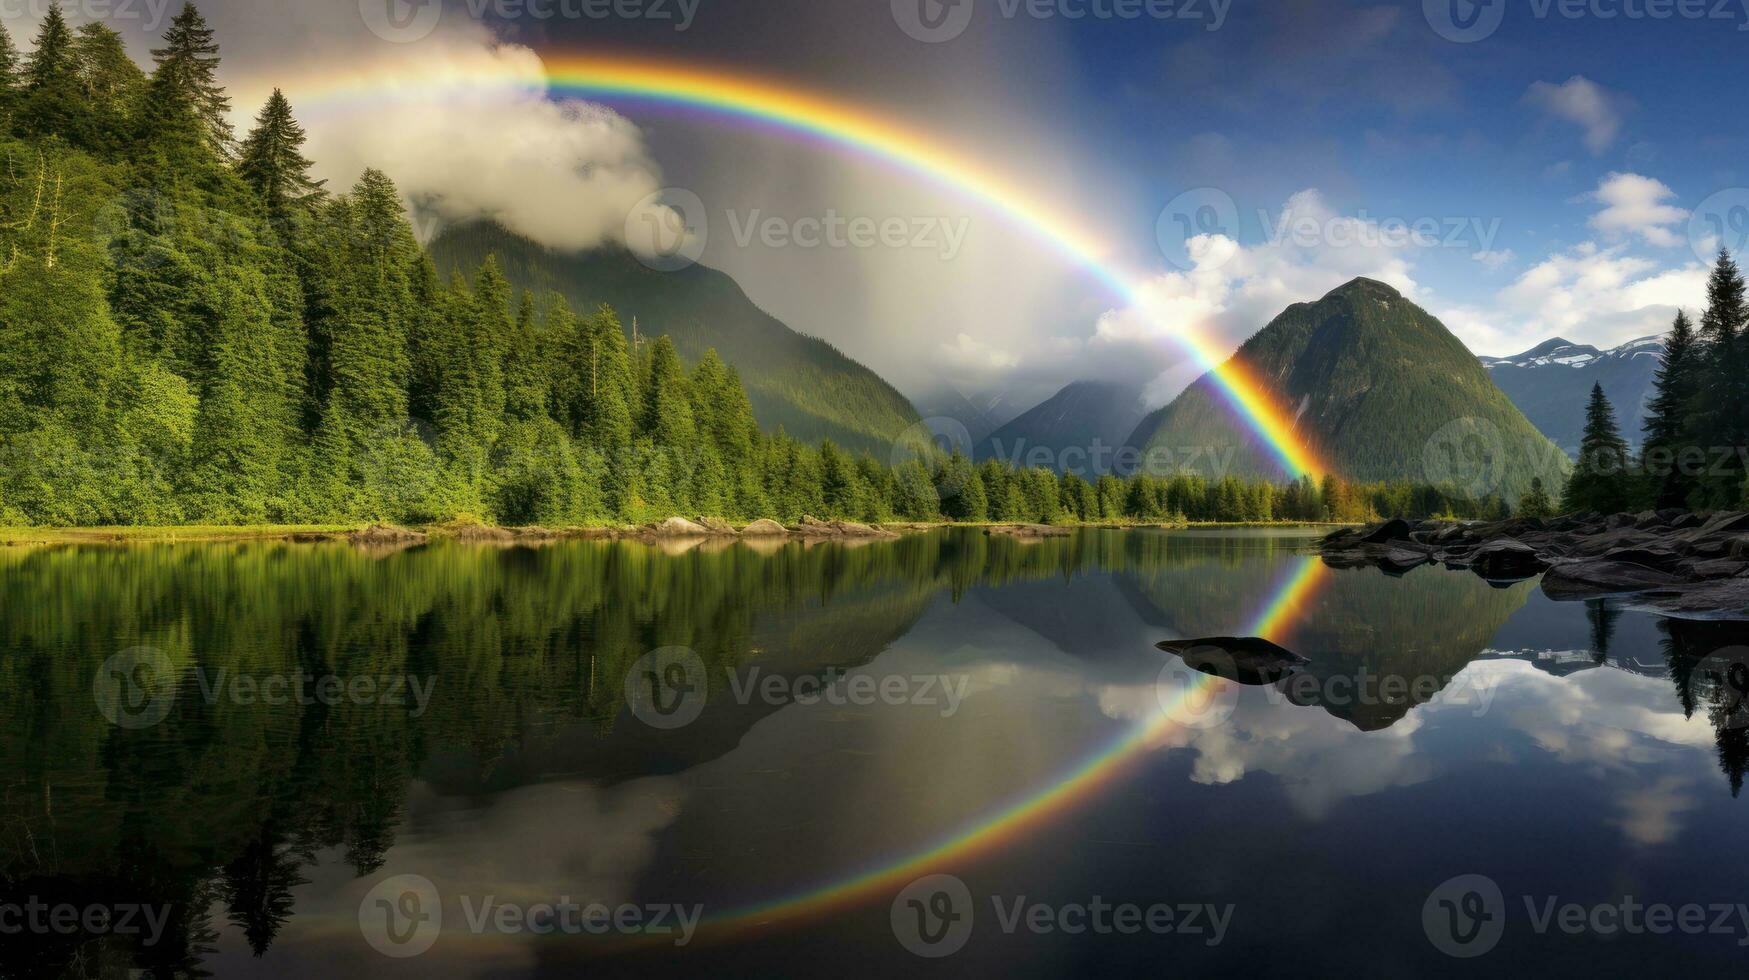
left=0, top=520, right=1352, bottom=546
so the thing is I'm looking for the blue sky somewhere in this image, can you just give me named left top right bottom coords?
left=495, top=0, right=1742, bottom=402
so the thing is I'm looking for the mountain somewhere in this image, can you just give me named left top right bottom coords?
left=1482, top=335, right=1665, bottom=453
left=907, top=382, right=1024, bottom=447
left=427, top=221, right=920, bottom=456
left=976, top=380, right=1148, bottom=474
left=1130, top=278, right=1569, bottom=502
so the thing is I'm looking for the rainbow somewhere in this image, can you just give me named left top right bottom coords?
left=665, top=555, right=1331, bottom=943
left=288, top=54, right=1324, bottom=478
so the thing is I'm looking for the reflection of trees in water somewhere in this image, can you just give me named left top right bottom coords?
left=1659, top=619, right=1749, bottom=798
left=1586, top=598, right=1621, bottom=663
left=0, top=531, right=1742, bottom=973
left=0, top=531, right=1217, bottom=973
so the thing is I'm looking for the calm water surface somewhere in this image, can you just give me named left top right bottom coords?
left=1, top=528, right=1745, bottom=977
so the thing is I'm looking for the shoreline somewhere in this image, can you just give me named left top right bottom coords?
left=0, top=520, right=1353, bottom=547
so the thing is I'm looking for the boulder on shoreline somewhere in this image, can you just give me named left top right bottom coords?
left=792, top=516, right=899, bottom=539
left=740, top=519, right=789, bottom=536
left=646, top=517, right=713, bottom=538
left=1323, top=511, right=1749, bottom=618
left=347, top=524, right=426, bottom=547
left=986, top=524, right=1071, bottom=539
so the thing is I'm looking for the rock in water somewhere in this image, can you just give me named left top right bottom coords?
left=1156, top=637, right=1311, bottom=686
left=740, top=519, right=789, bottom=536
left=649, top=517, right=710, bottom=537
left=1469, top=539, right=1548, bottom=580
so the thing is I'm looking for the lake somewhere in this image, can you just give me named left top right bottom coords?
left=1, top=528, right=1745, bottom=977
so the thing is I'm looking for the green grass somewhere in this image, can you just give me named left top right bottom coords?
left=0, top=525, right=362, bottom=545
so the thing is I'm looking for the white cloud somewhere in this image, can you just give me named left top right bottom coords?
left=1588, top=172, right=1689, bottom=248
left=1097, top=189, right=1423, bottom=406
left=1472, top=249, right=1516, bottom=271
left=1524, top=76, right=1624, bottom=154
left=224, top=17, right=671, bottom=253
left=939, top=332, right=1021, bottom=375
left=16, top=0, right=679, bottom=254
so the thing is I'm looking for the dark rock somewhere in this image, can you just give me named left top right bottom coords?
left=1633, top=510, right=1662, bottom=529
left=1600, top=546, right=1684, bottom=572
left=1684, top=558, right=1749, bottom=580
left=1606, top=512, right=1638, bottom=529
left=1657, top=508, right=1686, bottom=524
left=1156, top=637, right=1310, bottom=685
left=1359, top=519, right=1412, bottom=544
left=1701, top=511, right=1749, bottom=535
left=1669, top=512, right=1704, bottom=530
left=1629, top=577, right=1749, bottom=618
left=1470, top=539, right=1549, bottom=579
left=1540, top=560, right=1686, bottom=600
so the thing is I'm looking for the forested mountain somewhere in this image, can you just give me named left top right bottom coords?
left=426, top=220, right=920, bottom=457
left=976, top=380, right=1146, bottom=474
left=1482, top=335, right=1664, bottom=452
left=1132, top=278, right=1570, bottom=504
left=0, top=5, right=1557, bottom=530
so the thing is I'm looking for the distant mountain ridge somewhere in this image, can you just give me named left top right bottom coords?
left=976, top=380, right=1147, bottom=474
left=1482, top=335, right=1665, bottom=452
left=1129, top=278, right=1569, bottom=501
left=427, top=221, right=921, bottom=456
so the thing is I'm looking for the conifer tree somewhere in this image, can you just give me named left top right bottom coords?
left=152, top=3, right=235, bottom=157
left=22, top=4, right=73, bottom=89
left=17, top=3, right=88, bottom=141
left=71, top=23, right=145, bottom=127
left=237, top=90, right=325, bottom=234
left=577, top=305, right=638, bottom=513
left=0, top=22, right=18, bottom=100
left=1517, top=477, right=1553, bottom=519
left=1643, top=309, right=1700, bottom=508
left=1562, top=383, right=1631, bottom=514
left=1689, top=249, right=1748, bottom=506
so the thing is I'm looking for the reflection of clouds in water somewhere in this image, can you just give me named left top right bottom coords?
left=1093, top=659, right=1719, bottom=846
left=1094, top=680, right=1431, bottom=819
left=243, top=778, right=685, bottom=978
left=1482, top=660, right=1713, bottom=846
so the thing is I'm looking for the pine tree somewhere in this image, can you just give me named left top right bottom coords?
left=71, top=23, right=145, bottom=122
left=1643, top=309, right=1700, bottom=508
left=152, top=3, right=235, bottom=157
left=1517, top=477, right=1553, bottom=519
left=1562, top=383, right=1631, bottom=514
left=17, top=3, right=89, bottom=142
left=0, top=22, right=18, bottom=100
left=1689, top=249, right=1749, bottom=506
left=237, top=90, right=325, bottom=235
left=577, top=305, right=638, bottom=514
left=22, top=3, right=74, bottom=89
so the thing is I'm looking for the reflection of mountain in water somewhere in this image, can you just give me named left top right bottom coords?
left=0, top=529, right=1742, bottom=975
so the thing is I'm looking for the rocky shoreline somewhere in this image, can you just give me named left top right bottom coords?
left=1321, top=510, right=1749, bottom=618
